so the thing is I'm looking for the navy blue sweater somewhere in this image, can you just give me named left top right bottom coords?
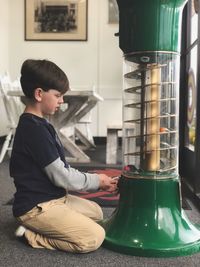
left=9, top=113, right=67, bottom=217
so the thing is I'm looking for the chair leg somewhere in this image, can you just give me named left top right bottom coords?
left=0, top=129, right=13, bottom=163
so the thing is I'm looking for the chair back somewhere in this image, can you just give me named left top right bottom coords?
left=0, top=73, right=24, bottom=128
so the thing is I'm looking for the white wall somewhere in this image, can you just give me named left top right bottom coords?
left=0, top=0, right=9, bottom=73
left=1, top=0, right=123, bottom=137
left=0, top=0, right=10, bottom=136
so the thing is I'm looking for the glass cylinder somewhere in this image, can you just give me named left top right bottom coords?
left=122, top=52, right=180, bottom=179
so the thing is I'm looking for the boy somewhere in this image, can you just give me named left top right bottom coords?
left=9, top=59, right=118, bottom=253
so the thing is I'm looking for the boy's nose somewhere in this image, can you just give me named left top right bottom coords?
left=59, top=96, right=64, bottom=103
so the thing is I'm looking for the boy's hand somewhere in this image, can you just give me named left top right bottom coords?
left=98, top=174, right=119, bottom=193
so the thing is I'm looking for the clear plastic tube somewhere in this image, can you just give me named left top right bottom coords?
left=122, top=52, right=179, bottom=179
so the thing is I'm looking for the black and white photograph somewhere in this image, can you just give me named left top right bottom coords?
left=25, top=0, right=87, bottom=40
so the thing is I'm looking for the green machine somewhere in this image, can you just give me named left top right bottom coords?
left=102, top=0, right=200, bottom=257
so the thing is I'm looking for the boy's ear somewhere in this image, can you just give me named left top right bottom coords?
left=34, top=88, right=43, bottom=102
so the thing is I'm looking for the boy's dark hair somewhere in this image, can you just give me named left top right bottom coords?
left=20, top=59, right=69, bottom=98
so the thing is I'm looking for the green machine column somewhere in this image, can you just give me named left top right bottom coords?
left=117, top=0, right=186, bottom=53
left=102, top=0, right=200, bottom=257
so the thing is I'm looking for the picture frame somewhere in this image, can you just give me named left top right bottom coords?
left=108, top=0, right=119, bottom=24
left=25, top=0, right=88, bottom=41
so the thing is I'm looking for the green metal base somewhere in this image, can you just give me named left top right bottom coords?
left=102, top=176, right=200, bottom=257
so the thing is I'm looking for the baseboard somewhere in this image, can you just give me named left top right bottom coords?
left=93, top=136, right=122, bottom=146
left=93, top=137, right=106, bottom=145
left=0, top=136, right=122, bottom=146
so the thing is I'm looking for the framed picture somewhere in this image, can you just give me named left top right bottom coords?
left=108, top=0, right=119, bottom=24
left=25, top=0, right=88, bottom=41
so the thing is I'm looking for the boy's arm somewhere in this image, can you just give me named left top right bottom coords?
left=44, top=157, right=100, bottom=191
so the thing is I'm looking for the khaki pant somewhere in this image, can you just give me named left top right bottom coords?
left=17, top=195, right=105, bottom=253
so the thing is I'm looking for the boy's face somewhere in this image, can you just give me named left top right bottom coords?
left=39, top=89, right=64, bottom=116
